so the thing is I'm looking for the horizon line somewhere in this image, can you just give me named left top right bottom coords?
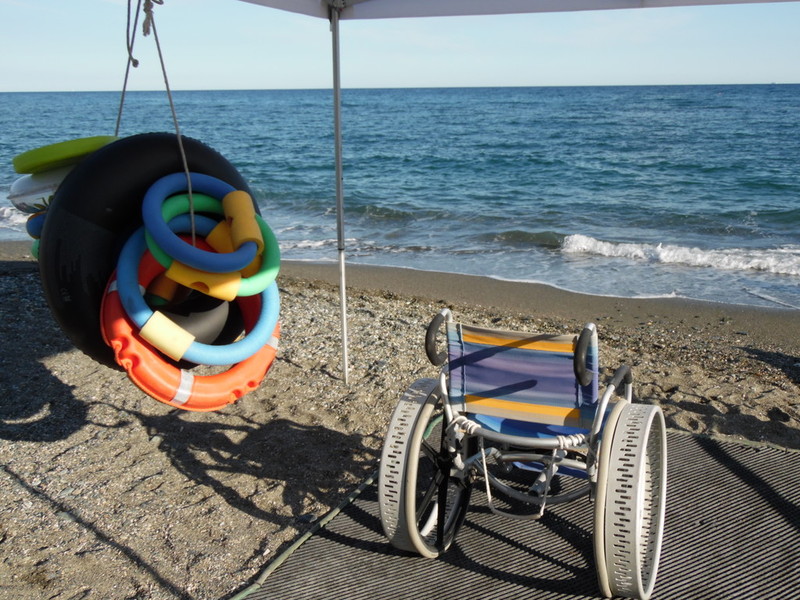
left=2, top=81, right=799, bottom=94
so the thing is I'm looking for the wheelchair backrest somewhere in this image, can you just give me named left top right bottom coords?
left=446, top=322, right=599, bottom=430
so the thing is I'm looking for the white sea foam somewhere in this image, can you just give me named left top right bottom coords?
left=280, top=239, right=334, bottom=250
left=744, top=288, right=800, bottom=309
left=279, top=237, right=359, bottom=251
left=0, top=205, right=27, bottom=231
left=561, top=234, right=800, bottom=277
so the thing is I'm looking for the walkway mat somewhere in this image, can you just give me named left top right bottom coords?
left=241, top=433, right=800, bottom=599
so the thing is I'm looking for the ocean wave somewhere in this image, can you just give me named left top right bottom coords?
left=0, top=206, right=27, bottom=230
left=561, top=234, right=800, bottom=276
left=477, top=230, right=565, bottom=249
left=279, top=238, right=340, bottom=250
left=754, top=206, right=800, bottom=226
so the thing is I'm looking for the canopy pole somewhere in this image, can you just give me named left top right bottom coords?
left=330, top=4, right=349, bottom=385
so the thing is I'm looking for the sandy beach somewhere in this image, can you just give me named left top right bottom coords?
left=1, top=240, right=798, bottom=600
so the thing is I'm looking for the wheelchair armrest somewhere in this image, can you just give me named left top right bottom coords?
left=608, top=364, right=633, bottom=390
left=425, top=309, right=451, bottom=366
left=574, top=325, right=595, bottom=387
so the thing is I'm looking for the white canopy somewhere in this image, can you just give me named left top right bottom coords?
left=234, top=0, right=799, bottom=383
left=239, top=0, right=799, bottom=19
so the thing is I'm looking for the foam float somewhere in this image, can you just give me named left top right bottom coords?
left=11, top=132, right=280, bottom=410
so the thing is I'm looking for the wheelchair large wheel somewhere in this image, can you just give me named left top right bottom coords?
left=594, top=403, right=667, bottom=600
left=379, top=378, right=472, bottom=558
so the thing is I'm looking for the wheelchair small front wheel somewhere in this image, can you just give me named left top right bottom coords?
left=378, top=378, right=472, bottom=558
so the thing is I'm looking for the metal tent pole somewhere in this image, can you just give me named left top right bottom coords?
left=330, top=4, right=349, bottom=384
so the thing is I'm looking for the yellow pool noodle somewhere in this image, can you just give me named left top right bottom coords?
left=240, top=254, right=262, bottom=278
left=223, top=191, right=264, bottom=254
left=204, top=221, right=263, bottom=278
left=140, top=311, right=196, bottom=361
left=206, top=220, right=235, bottom=253
left=147, top=272, right=181, bottom=303
left=166, top=261, right=241, bottom=302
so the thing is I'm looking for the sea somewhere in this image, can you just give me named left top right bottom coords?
left=1, top=85, right=799, bottom=309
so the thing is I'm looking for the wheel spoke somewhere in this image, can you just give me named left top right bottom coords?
left=420, top=439, right=439, bottom=462
left=378, top=379, right=472, bottom=558
left=436, top=467, right=449, bottom=549
left=416, top=468, right=444, bottom=522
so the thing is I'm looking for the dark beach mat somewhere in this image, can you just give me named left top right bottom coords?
left=235, top=432, right=800, bottom=600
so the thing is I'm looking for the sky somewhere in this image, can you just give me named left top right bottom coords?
left=0, top=0, right=799, bottom=92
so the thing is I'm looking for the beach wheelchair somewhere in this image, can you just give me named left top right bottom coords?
left=378, top=309, right=667, bottom=600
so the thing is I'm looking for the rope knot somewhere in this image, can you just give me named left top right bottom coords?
left=142, top=0, right=164, bottom=36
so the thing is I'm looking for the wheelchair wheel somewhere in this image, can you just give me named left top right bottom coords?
left=594, top=403, right=667, bottom=600
left=379, top=378, right=472, bottom=558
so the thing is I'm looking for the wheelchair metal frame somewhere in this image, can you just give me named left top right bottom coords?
left=379, top=308, right=667, bottom=600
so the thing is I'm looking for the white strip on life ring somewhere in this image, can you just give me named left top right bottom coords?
left=171, top=370, right=194, bottom=406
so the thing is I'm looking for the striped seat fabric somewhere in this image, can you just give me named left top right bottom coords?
left=446, top=323, right=598, bottom=435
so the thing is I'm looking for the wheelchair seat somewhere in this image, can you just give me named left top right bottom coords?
left=447, top=321, right=599, bottom=435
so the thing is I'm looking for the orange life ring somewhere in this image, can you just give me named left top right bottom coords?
left=100, top=249, right=279, bottom=412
